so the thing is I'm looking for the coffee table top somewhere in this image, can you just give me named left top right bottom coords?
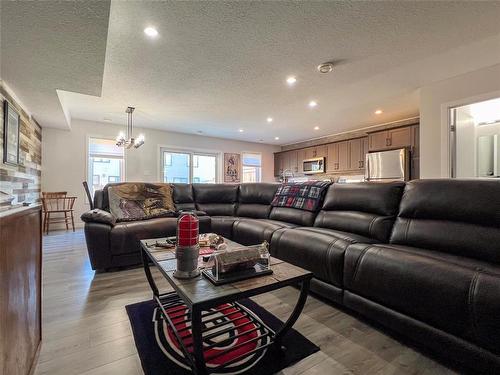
left=140, top=237, right=312, bottom=309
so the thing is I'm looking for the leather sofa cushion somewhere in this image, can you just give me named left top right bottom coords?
left=271, top=227, right=375, bottom=287
left=236, top=204, right=270, bottom=219
left=172, top=183, right=196, bottom=211
left=236, top=183, right=277, bottom=219
left=269, top=207, right=316, bottom=226
left=315, top=182, right=405, bottom=242
left=321, top=182, right=405, bottom=215
left=193, top=184, right=238, bottom=216
left=391, top=179, right=500, bottom=264
left=81, top=209, right=116, bottom=226
left=196, top=203, right=236, bottom=216
left=314, top=211, right=395, bottom=243
left=344, top=243, right=500, bottom=353
left=232, top=218, right=297, bottom=245
left=193, top=183, right=238, bottom=203
left=109, top=216, right=211, bottom=256
left=238, top=183, right=278, bottom=204
left=210, top=216, right=239, bottom=239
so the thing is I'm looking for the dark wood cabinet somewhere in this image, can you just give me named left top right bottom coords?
left=0, top=205, right=42, bottom=375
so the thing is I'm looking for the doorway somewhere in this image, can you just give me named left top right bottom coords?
left=450, top=97, right=500, bottom=178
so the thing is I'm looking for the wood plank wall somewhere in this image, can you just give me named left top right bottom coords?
left=0, top=83, right=42, bottom=208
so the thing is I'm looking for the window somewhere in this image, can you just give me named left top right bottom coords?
left=242, top=152, right=262, bottom=182
left=161, top=149, right=218, bottom=183
left=88, top=138, right=124, bottom=195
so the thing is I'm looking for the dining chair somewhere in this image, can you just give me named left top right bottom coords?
left=41, top=193, right=77, bottom=234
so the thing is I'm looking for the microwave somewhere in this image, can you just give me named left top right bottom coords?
left=303, top=157, right=325, bottom=174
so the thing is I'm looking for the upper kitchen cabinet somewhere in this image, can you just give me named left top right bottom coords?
left=274, top=153, right=284, bottom=177
left=304, top=145, right=327, bottom=159
left=349, top=137, right=368, bottom=170
left=368, top=126, right=414, bottom=151
left=326, top=141, right=349, bottom=172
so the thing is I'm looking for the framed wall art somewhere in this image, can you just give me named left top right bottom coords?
left=3, top=100, right=20, bottom=166
left=223, top=153, right=241, bottom=183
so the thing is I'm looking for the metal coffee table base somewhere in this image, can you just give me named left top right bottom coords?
left=141, top=250, right=311, bottom=375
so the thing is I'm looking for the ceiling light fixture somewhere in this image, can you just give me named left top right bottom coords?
left=286, top=76, right=297, bottom=86
left=375, top=109, right=383, bottom=115
left=238, top=129, right=244, bottom=133
left=144, top=27, right=159, bottom=38
left=314, top=126, right=320, bottom=130
left=274, top=136, right=280, bottom=140
left=116, top=107, right=145, bottom=149
left=317, top=62, right=334, bottom=74
left=267, top=117, right=273, bottom=123
left=309, top=100, right=318, bottom=108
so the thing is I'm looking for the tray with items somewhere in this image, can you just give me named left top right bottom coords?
left=202, top=241, right=272, bottom=285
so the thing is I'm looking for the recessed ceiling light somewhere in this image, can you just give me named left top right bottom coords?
left=144, top=27, right=159, bottom=38
left=375, top=109, right=383, bottom=115
left=314, top=126, right=320, bottom=130
left=274, top=136, right=280, bottom=140
left=266, top=117, right=273, bottom=123
left=309, top=100, right=318, bottom=108
left=286, top=76, right=297, bottom=86
left=238, top=129, right=244, bottom=133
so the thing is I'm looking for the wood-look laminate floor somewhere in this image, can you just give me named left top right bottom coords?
left=34, top=230, right=457, bottom=375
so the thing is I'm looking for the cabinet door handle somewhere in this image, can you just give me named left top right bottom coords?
left=335, top=163, right=339, bottom=170
left=386, top=138, right=390, bottom=146
left=360, top=161, right=364, bottom=168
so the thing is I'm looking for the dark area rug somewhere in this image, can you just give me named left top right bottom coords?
left=126, top=298, right=319, bottom=375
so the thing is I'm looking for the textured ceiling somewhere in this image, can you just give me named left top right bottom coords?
left=2, top=1, right=500, bottom=144
left=0, top=1, right=111, bottom=129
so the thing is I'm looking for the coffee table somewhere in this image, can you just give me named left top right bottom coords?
left=140, top=237, right=313, bottom=375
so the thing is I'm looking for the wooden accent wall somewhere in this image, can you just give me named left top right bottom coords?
left=0, top=205, right=42, bottom=375
left=0, top=83, right=42, bottom=208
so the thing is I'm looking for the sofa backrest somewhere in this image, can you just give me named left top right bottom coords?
left=172, top=183, right=196, bottom=211
left=314, top=182, right=405, bottom=241
left=193, top=183, right=239, bottom=216
left=99, top=182, right=131, bottom=211
left=236, top=183, right=278, bottom=218
left=390, top=179, right=500, bottom=264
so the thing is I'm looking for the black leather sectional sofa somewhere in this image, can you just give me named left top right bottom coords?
left=82, top=180, right=500, bottom=372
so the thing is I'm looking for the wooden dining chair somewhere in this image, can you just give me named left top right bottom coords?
left=41, top=193, right=77, bottom=234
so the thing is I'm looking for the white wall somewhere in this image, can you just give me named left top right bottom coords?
left=42, top=119, right=280, bottom=226
left=419, top=63, right=500, bottom=178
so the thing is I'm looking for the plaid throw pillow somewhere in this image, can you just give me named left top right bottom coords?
left=271, top=181, right=331, bottom=212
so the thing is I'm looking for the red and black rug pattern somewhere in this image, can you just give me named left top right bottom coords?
left=126, top=298, right=319, bottom=375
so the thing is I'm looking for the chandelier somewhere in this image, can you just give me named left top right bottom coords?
left=116, top=106, right=145, bottom=149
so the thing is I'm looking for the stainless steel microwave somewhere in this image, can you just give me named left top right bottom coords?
left=303, top=157, right=325, bottom=174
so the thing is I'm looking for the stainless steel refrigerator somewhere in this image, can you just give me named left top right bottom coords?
left=365, top=148, right=410, bottom=181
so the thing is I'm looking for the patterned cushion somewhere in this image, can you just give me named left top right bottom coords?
left=108, top=183, right=176, bottom=222
left=271, top=181, right=331, bottom=212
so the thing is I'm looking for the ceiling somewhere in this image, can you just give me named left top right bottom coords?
left=2, top=1, right=500, bottom=145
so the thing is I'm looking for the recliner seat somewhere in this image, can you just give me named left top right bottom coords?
left=270, top=182, right=405, bottom=302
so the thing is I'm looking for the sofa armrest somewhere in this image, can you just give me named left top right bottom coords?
left=81, top=209, right=116, bottom=226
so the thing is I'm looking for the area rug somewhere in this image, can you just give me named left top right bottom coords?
left=126, top=298, right=319, bottom=375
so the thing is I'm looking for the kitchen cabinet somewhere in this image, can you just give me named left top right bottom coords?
left=296, top=149, right=306, bottom=173
left=349, top=137, right=368, bottom=170
left=274, top=153, right=284, bottom=177
left=326, top=141, right=349, bottom=172
left=305, top=145, right=327, bottom=159
left=368, top=127, right=412, bottom=151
